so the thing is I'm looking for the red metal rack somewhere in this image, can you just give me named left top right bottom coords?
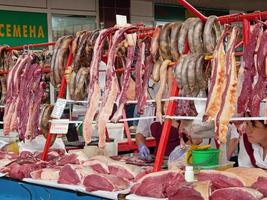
left=153, top=0, right=267, bottom=172
left=41, top=27, right=156, bottom=160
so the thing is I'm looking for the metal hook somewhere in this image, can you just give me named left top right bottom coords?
left=23, top=45, right=27, bottom=53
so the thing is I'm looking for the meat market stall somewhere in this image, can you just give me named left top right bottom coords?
left=0, top=0, right=267, bottom=199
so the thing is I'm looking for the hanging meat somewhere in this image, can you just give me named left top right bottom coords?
left=69, top=67, right=89, bottom=100
left=72, top=30, right=99, bottom=72
left=237, top=23, right=263, bottom=115
left=83, top=27, right=118, bottom=147
left=203, top=16, right=222, bottom=53
left=97, top=26, right=137, bottom=149
left=249, top=30, right=267, bottom=116
left=50, top=35, right=73, bottom=87
left=203, top=27, right=230, bottom=122
left=39, top=104, right=56, bottom=146
left=4, top=54, right=45, bottom=141
left=112, top=33, right=137, bottom=122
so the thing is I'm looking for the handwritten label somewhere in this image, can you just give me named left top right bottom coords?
left=50, top=119, right=69, bottom=134
left=51, top=98, right=67, bottom=119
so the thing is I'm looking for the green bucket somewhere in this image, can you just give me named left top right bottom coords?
left=192, top=148, right=220, bottom=166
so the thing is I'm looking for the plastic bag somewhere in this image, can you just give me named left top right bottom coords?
left=18, top=135, right=65, bottom=153
left=168, top=145, right=190, bottom=170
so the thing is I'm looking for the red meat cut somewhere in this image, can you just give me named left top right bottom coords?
left=82, top=159, right=109, bottom=174
left=108, top=160, right=145, bottom=181
left=197, top=170, right=245, bottom=190
left=166, top=181, right=211, bottom=200
left=252, top=177, right=267, bottom=197
left=210, top=187, right=263, bottom=200
left=83, top=173, right=129, bottom=192
left=57, top=154, right=80, bottom=166
left=131, top=170, right=185, bottom=198
left=58, top=164, right=81, bottom=185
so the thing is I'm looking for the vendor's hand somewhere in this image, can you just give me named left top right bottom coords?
left=138, top=144, right=150, bottom=160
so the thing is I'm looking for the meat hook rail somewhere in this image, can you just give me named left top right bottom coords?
left=41, top=27, right=156, bottom=160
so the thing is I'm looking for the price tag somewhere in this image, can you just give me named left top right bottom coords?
left=116, top=15, right=127, bottom=26
left=50, top=119, right=69, bottom=134
left=51, top=98, right=67, bottom=119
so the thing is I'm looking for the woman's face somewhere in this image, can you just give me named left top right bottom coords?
left=246, top=120, right=267, bottom=145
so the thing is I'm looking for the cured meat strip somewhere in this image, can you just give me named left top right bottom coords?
left=175, top=55, right=186, bottom=89
left=40, top=104, right=56, bottom=146
left=210, top=187, right=263, bottom=200
left=187, top=54, right=199, bottom=96
left=159, top=23, right=173, bottom=59
left=50, top=36, right=65, bottom=86
left=215, top=26, right=239, bottom=143
left=150, top=27, right=161, bottom=62
left=54, top=35, right=73, bottom=87
left=203, top=16, right=222, bottom=53
left=140, top=54, right=153, bottom=108
left=83, top=27, right=117, bottom=145
left=203, top=27, right=229, bottom=122
left=72, top=31, right=86, bottom=57
left=73, top=31, right=91, bottom=71
left=178, top=18, right=194, bottom=54
left=193, top=20, right=204, bottom=53
left=170, top=22, right=182, bottom=61
left=73, top=67, right=89, bottom=100
left=188, top=18, right=201, bottom=53
left=155, top=59, right=171, bottom=122
left=136, top=38, right=154, bottom=115
left=97, top=26, right=136, bottom=149
left=112, top=34, right=137, bottom=121
left=152, top=60, right=161, bottom=82
left=250, top=30, right=267, bottom=116
left=135, top=41, right=145, bottom=114
left=237, top=23, right=262, bottom=114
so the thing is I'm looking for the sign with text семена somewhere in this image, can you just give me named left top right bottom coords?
left=0, top=10, right=48, bottom=46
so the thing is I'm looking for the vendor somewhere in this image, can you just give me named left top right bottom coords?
left=136, top=101, right=202, bottom=159
left=238, top=109, right=267, bottom=169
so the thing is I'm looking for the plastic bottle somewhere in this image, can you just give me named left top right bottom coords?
left=185, top=165, right=194, bottom=182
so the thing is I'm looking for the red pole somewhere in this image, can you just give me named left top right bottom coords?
left=41, top=49, right=73, bottom=161
left=218, top=11, right=267, bottom=24
left=177, top=0, right=207, bottom=21
left=6, top=42, right=56, bottom=51
left=153, top=79, right=179, bottom=172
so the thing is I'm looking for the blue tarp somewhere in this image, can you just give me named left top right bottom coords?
left=0, top=178, right=107, bottom=200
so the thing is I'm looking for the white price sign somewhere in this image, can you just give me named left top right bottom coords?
left=51, top=98, right=67, bottom=119
left=50, top=119, right=69, bottom=134
left=116, top=14, right=127, bottom=26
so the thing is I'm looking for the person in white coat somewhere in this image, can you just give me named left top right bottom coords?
left=237, top=103, right=267, bottom=169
